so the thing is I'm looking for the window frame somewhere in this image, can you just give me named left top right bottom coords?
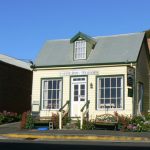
left=96, top=75, right=124, bottom=110
left=74, top=40, right=86, bottom=60
left=41, top=78, right=63, bottom=110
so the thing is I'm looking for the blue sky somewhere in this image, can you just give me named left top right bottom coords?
left=0, top=0, right=150, bottom=61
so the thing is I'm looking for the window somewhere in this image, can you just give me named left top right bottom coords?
left=42, top=79, right=62, bottom=110
left=97, top=76, right=123, bottom=109
left=74, top=40, right=86, bottom=60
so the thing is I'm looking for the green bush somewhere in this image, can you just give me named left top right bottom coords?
left=25, top=112, right=34, bottom=129
left=0, top=114, right=4, bottom=124
left=114, top=112, right=150, bottom=132
left=129, top=115, right=150, bottom=132
left=82, top=119, right=95, bottom=130
left=0, top=111, right=21, bottom=125
left=145, top=113, right=150, bottom=121
left=62, top=113, right=71, bottom=126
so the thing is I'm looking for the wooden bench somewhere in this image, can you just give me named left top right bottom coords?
left=94, top=114, right=118, bottom=130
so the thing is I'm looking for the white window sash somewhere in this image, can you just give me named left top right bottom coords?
left=42, top=79, right=62, bottom=110
left=97, top=76, right=123, bottom=110
left=74, top=40, right=86, bottom=60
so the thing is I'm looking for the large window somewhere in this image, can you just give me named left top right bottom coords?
left=74, top=40, right=86, bottom=60
left=97, top=76, right=123, bottom=109
left=42, top=79, right=62, bottom=110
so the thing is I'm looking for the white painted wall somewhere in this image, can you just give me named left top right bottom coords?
left=32, top=65, right=134, bottom=119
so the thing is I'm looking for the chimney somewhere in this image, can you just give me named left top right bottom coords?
left=145, top=30, right=150, bottom=51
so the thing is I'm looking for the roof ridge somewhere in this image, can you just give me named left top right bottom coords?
left=45, top=32, right=144, bottom=42
left=0, top=53, right=32, bottom=70
left=46, top=38, right=69, bottom=42
left=94, top=32, right=144, bottom=38
left=0, top=53, right=29, bottom=63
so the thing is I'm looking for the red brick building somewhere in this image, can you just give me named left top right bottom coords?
left=0, top=54, right=33, bottom=113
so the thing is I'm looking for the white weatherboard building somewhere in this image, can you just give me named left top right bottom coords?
left=31, top=31, right=150, bottom=129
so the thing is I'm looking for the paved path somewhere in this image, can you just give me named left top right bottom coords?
left=0, top=122, right=150, bottom=142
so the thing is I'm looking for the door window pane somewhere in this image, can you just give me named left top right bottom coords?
left=74, top=85, right=78, bottom=90
left=74, top=96, right=78, bottom=101
left=74, top=90, right=78, bottom=95
left=81, top=84, right=85, bottom=89
left=81, top=90, right=85, bottom=96
left=80, top=98, right=85, bottom=101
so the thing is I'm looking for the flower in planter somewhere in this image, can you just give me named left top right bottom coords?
left=127, top=124, right=133, bottom=130
left=144, top=121, right=150, bottom=125
left=132, top=125, right=137, bottom=131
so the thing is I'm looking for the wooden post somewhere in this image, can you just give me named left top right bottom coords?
left=59, top=111, right=62, bottom=130
left=80, top=112, right=83, bottom=129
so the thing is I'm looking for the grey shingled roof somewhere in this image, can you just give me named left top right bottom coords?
left=0, top=54, right=32, bottom=70
left=35, top=32, right=145, bottom=67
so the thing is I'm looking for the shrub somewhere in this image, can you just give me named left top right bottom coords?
left=117, top=115, right=131, bottom=131
left=21, top=111, right=34, bottom=129
left=145, top=113, right=150, bottom=121
left=0, top=114, right=4, bottom=124
left=0, top=111, right=21, bottom=125
left=76, top=119, right=80, bottom=129
left=128, top=115, right=150, bottom=132
left=62, top=112, right=71, bottom=126
left=51, top=113, right=59, bottom=129
left=25, top=112, right=34, bottom=129
left=20, top=112, right=27, bottom=129
left=114, top=111, right=150, bottom=132
left=82, top=119, right=95, bottom=130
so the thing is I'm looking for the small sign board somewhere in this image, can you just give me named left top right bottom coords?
left=32, top=101, right=40, bottom=112
left=60, top=70, right=99, bottom=76
left=128, top=88, right=133, bottom=97
left=32, top=101, right=40, bottom=105
left=127, top=67, right=135, bottom=87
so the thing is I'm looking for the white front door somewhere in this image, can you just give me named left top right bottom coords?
left=71, top=77, right=87, bottom=117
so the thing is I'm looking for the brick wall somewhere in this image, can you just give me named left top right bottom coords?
left=0, top=61, right=32, bottom=113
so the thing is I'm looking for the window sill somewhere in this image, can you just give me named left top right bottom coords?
left=41, top=109, right=59, bottom=111
left=96, top=108, right=124, bottom=111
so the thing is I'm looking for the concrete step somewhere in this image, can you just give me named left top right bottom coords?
left=63, top=120, right=79, bottom=129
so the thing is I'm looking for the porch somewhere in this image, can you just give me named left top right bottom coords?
left=32, top=100, right=90, bottom=130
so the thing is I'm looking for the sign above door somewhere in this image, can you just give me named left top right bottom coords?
left=60, top=70, right=99, bottom=76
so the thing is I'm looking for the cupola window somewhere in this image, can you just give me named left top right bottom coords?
left=74, top=40, right=86, bottom=60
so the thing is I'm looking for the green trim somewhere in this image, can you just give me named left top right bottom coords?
left=69, top=75, right=88, bottom=117
left=34, top=61, right=136, bottom=69
left=69, top=76, right=71, bottom=116
left=70, top=32, right=96, bottom=45
left=40, top=77, right=63, bottom=111
left=133, top=67, right=136, bottom=115
left=96, top=74, right=125, bottom=111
